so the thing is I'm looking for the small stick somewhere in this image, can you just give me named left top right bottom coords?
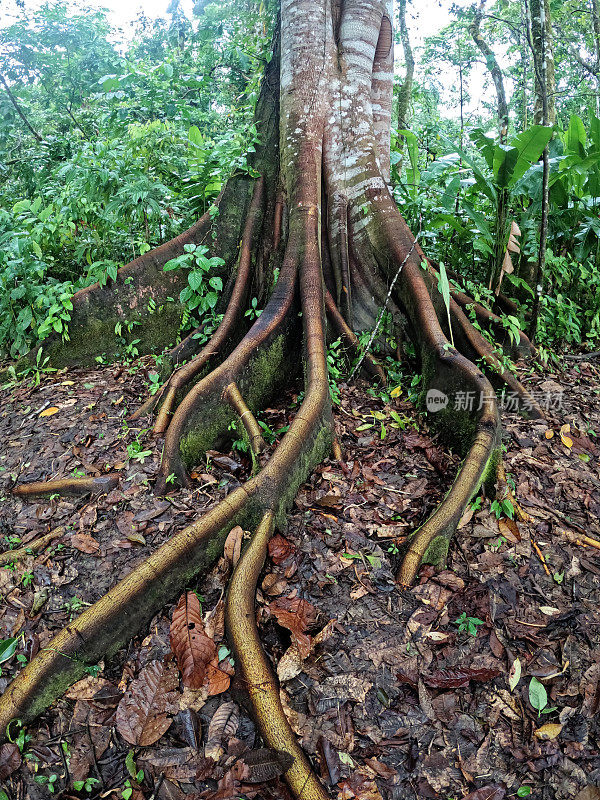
left=531, top=536, right=552, bottom=577
left=0, top=527, right=64, bottom=566
left=13, top=474, right=120, bottom=499
left=557, top=528, right=600, bottom=551
left=223, top=382, right=265, bottom=455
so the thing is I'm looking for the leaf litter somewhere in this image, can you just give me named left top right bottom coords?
left=0, top=356, right=599, bottom=798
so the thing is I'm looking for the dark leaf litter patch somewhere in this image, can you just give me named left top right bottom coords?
left=1, top=356, right=600, bottom=800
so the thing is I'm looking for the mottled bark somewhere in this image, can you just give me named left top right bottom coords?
left=469, top=0, right=508, bottom=140
left=396, top=0, right=414, bottom=130
left=529, top=0, right=556, bottom=125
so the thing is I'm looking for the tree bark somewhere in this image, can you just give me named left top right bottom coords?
left=530, top=0, right=556, bottom=125
left=396, top=0, right=414, bottom=130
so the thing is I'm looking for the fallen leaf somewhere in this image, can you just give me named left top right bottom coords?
left=70, top=533, right=100, bottom=554
left=534, top=722, right=563, bottom=741
left=224, top=526, right=244, bottom=566
left=509, top=658, right=521, bottom=692
left=268, top=533, right=296, bottom=564
left=423, top=667, right=500, bottom=689
left=170, top=592, right=217, bottom=689
left=545, top=429, right=554, bottom=440
left=116, top=660, right=178, bottom=746
left=239, top=748, right=293, bottom=783
left=461, top=787, right=506, bottom=800
left=205, top=701, right=239, bottom=760
left=206, top=658, right=231, bottom=696
left=39, top=406, right=59, bottom=417
left=269, top=596, right=319, bottom=658
left=0, top=742, right=21, bottom=781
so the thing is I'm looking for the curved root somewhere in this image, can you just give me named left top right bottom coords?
left=149, top=177, right=266, bottom=436
left=224, top=381, right=266, bottom=455
left=12, top=474, right=120, bottom=499
left=226, top=511, right=329, bottom=800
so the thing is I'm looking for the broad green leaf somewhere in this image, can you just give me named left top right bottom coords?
left=469, top=127, right=495, bottom=169
left=0, top=637, right=18, bottom=664
left=493, top=144, right=519, bottom=188
left=589, top=111, right=600, bottom=150
left=188, top=125, right=203, bottom=148
left=439, top=133, right=496, bottom=203
left=505, top=125, right=553, bottom=187
left=528, top=676, right=547, bottom=712
left=566, top=115, right=587, bottom=158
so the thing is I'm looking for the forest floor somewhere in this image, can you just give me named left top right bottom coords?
left=0, top=353, right=599, bottom=800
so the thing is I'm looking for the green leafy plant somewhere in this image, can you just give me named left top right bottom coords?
left=453, top=612, right=484, bottom=637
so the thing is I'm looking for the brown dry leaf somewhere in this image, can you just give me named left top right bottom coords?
left=462, top=787, right=506, bottom=800
left=338, top=773, right=384, bottom=800
left=204, top=598, right=225, bottom=641
left=268, top=533, right=296, bottom=564
left=239, top=748, right=294, bottom=783
left=205, top=701, right=239, bottom=760
left=574, top=788, right=600, bottom=800
left=39, top=406, right=59, bottom=417
left=269, top=596, right=319, bottom=658
left=115, top=660, right=179, bottom=746
left=206, top=658, right=231, bottom=696
left=262, top=572, right=288, bottom=596
left=65, top=675, right=113, bottom=701
left=170, top=592, right=217, bottom=689
left=498, top=516, right=521, bottom=543
left=224, top=525, right=244, bottom=566
left=534, top=722, right=563, bottom=740
left=70, top=532, right=100, bottom=554
left=0, top=742, right=21, bottom=781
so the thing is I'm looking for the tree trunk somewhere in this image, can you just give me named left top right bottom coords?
left=530, top=0, right=556, bottom=125
left=396, top=0, right=414, bottom=130
left=0, top=1, right=543, bottom=791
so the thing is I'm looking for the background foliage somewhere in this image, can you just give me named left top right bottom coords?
left=0, top=0, right=598, bottom=360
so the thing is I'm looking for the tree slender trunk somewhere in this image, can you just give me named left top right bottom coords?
left=0, top=73, right=43, bottom=142
left=469, top=0, right=509, bottom=292
left=528, top=0, right=552, bottom=340
left=530, top=0, right=556, bottom=125
left=396, top=0, right=414, bottom=130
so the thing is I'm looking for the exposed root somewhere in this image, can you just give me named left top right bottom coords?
left=0, top=527, right=64, bottom=566
left=149, top=177, right=265, bottom=436
left=224, top=381, right=266, bottom=455
left=155, top=250, right=298, bottom=494
left=0, top=191, right=332, bottom=740
left=324, top=289, right=386, bottom=383
left=450, top=285, right=534, bottom=359
left=225, top=511, right=329, bottom=800
left=12, top=474, right=120, bottom=499
left=448, top=296, right=544, bottom=419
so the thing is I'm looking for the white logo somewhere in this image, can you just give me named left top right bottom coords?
left=426, top=389, right=448, bottom=413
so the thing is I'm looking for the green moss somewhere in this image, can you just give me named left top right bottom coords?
left=421, top=535, right=450, bottom=567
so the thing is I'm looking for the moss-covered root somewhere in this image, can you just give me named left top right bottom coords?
left=224, top=382, right=266, bottom=455
left=12, top=474, right=120, bottom=499
left=225, top=511, right=330, bottom=800
left=0, top=484, right=258, bottom=737
left=397, top=422, right=500, bottom=586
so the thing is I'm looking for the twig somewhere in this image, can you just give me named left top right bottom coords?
left=349, top=225, right=421, bottom=380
